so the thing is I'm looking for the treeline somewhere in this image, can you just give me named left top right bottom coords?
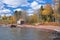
left=27, top=4, right=60, bottom=24
left=0, top=4, right=60, bottom=24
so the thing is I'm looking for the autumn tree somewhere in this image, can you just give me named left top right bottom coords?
left=28, top=14, right=39, bottom=24
left=2, top=15, right=7, bottom=20
left=41, top=4, right=54, bottom=22
left=8, top=16, right=16, bottom=24
left=39, top=6, right=44, bottom=22
left=53, top=4, right=60, bottom=22
left=53, top=0, right=60, bottom=22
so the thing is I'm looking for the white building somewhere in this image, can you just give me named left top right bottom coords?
left=17, top=18, right=24, bottom=25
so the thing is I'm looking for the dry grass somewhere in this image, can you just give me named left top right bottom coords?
left=40, top=22, right=60, bottom=26
left=26, top=22, right=60, bottom=26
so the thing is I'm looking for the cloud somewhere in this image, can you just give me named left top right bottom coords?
left=21, top=0, right=30, bottom=6
left=0, top=2, right=5, bottom=10
left=27, top=9, right=34, bottom=14
left=5, top=14, right=12, bottom=16
left=27, top=9, right=34, bottom=16
left=0, top=0, right=47, bottom=16
left=30, top=1, right=41, bottom=10
left=2, top=0, right=21, bottom=8
left=31, top=1, right=38, bottom=7
left=14, top=8, right=22, bottom=11
left=0, top=1, right=12, bottom=16
left=0, top=9, right=11, bottom=13
left=35, top=0, right=46, bottom=3
left=2, top=0, right=30, bottom=8
left=0, top=9, right=12, bottom=16
left=1, top=13, right=12, bottom=16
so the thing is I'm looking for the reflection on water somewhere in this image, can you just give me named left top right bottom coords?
left=0, top=27, right=59, bottom=40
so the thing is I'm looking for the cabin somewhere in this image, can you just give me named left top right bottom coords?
left=17, top=19, right=25, bottom=25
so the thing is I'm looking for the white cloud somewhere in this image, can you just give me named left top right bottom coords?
left=0, top=1, right=12, bottom=16
left=36, top=0, right=46, bottom=3
left=2, top=0, right=30, bottom=8
left=2, top=0, right=21, bottom=8
left=33, top=5, right=41, bottom=9
left=0, top=9, right=11, bottom=13
left=21, top=0, right=30, bottom=6
left=27, top=9, right=34, bottom=14
left=0, top=2, right=5, bottom=10
left=27, top=9, right=34, bottom=16
left=0, top=9, right=12, bottom=16
left=14, top=8, right=22, bottom=11
left=6, top=14, right=12, bottom=16
left=30, top=1, right=41, bottom=10
left=0, top=13, right=12, bottom=17
left=31, top=1, right=38, bottom=7
left=0, top=14, right=4, bottom=17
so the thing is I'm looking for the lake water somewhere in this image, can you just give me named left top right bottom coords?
left=0, top=27, right=60, bottom=40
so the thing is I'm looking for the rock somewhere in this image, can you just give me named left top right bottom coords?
left=10, top=24, right=16, bottom=28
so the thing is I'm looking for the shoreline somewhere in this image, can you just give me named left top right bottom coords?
left=0, top=24, right=60, bottom=32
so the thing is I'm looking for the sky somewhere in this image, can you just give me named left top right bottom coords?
left=0, top=0, right=54, bottom=16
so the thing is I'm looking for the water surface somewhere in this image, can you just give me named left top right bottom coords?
left=0, top=27, right=59, bottom=40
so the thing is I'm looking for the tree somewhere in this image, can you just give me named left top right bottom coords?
left=39, top=6, right=44, bottom=20
left=58, top=5, right=60, bottom=14
left=41, top=4, right=54, bottom=22
left=28, top=14, right=39, bottom=24
left=2, top=15, right=7, bottom=20
left=53, top=13, right=60, bottom=19
left=8, top=16, right=16, bottom=24
left=14, top=10, right=22, bottom=21
left=53, top=5, right=60, bottom=20
left=53, top=0, right=60, bottom=22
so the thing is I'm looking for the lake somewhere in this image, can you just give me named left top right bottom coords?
left=0, top=27, right=60, bottom=40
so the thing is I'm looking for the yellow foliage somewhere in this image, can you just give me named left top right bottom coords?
left=42, top=4, right=53, bottom=16
left=42, top=8, right=52, bottom=15
left=2, top=15, right=7, bottom=20
left=29, top=14, right=39, bottom=23
left=53, top=13, right=60, bottom=19
left=42, top=9, right=50, bottom=15
left=8, top=16, right=16, bottom=24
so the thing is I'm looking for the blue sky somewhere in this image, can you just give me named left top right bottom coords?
left=0, top=0, right=54, bottom=16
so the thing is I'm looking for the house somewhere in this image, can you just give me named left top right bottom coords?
left=17, top=18, right=25, bottom=25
